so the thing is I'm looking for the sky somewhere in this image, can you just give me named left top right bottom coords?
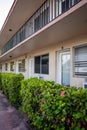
left=0, top=0, right=14, bottom=30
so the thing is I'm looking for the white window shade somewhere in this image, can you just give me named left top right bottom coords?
left=74, top=45, right=87, bottom=76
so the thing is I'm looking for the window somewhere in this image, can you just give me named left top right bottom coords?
left=16, top=27, right=25, bottom=44
left=61, top=0, right=69, bottom=13
left=34, top=7, right=49, bottom=32
left=26, top=19, right=34, bottom=38
left=74, top=45, right=87, bottom=76
left=0, top=64, right=2, bottom=72
left=34, top=54, right=49, bottom=74
left=20, top=27, right=25, bottom=42
left=73, top=0, right=80, bottom=5
left=18, top=59, right=25, bottom=72
left=5, top=63, right=8, bottom=71
left=10, top=62, right=14, bottom=71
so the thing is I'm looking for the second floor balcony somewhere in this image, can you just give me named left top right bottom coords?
left=0, top=0, right=82, bottom=55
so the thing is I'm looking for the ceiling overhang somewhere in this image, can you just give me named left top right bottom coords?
left=0, top=0, right=46, bottom=48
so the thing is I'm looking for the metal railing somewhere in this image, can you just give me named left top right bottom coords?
left=1, top=0, right=81, bottom=54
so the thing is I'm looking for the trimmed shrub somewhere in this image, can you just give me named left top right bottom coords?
left=0, top=73, right=24, bottom=107
left=20, top=78, right=87, bottom=130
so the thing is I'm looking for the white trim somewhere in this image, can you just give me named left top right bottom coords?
left=57, top=50, right=70, bottom=85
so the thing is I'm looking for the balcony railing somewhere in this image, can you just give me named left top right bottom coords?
left=1, top=0, right=81, bottom=54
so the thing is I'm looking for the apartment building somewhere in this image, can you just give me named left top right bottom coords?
left=0, top=0, right=87, bottom=87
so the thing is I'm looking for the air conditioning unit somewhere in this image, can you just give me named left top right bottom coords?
left=83, top=83, right=87, bottom=88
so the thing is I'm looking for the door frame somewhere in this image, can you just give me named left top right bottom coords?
left=56, top=50, right=71, bottom=86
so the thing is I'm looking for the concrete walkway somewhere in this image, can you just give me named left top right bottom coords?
left=0, top=91, right=30, bottom=130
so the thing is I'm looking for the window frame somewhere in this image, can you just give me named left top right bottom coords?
left=34, top=6, right=49, bottom=32
left=0, top=64, right=2, bottom=72
left=18, top=59, right=25, bottom=72
left=34, top=54, right=49, bottom=75
left=10, top=62, right=15, bottom=72
left=74, top=44, right=87, bottom=77
left=5, top=63, right=8, bottom=71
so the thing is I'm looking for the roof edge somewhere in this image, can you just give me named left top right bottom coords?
left=0, top=0, right=17, bottom=33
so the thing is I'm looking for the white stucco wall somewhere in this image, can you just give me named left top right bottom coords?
left=1, top=33, right=87, bottom=87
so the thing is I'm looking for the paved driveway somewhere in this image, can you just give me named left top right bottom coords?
left=0, top=91, right=30, bottom=130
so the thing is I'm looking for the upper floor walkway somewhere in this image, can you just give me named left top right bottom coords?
left=1, top=0, right=81, bottom=55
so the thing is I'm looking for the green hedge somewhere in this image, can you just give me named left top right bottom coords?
left=20, top=78, right=87, bottom=130
left=0, top=74, right=87, bottom=129
left=0, top=73, right=24, bottom=107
